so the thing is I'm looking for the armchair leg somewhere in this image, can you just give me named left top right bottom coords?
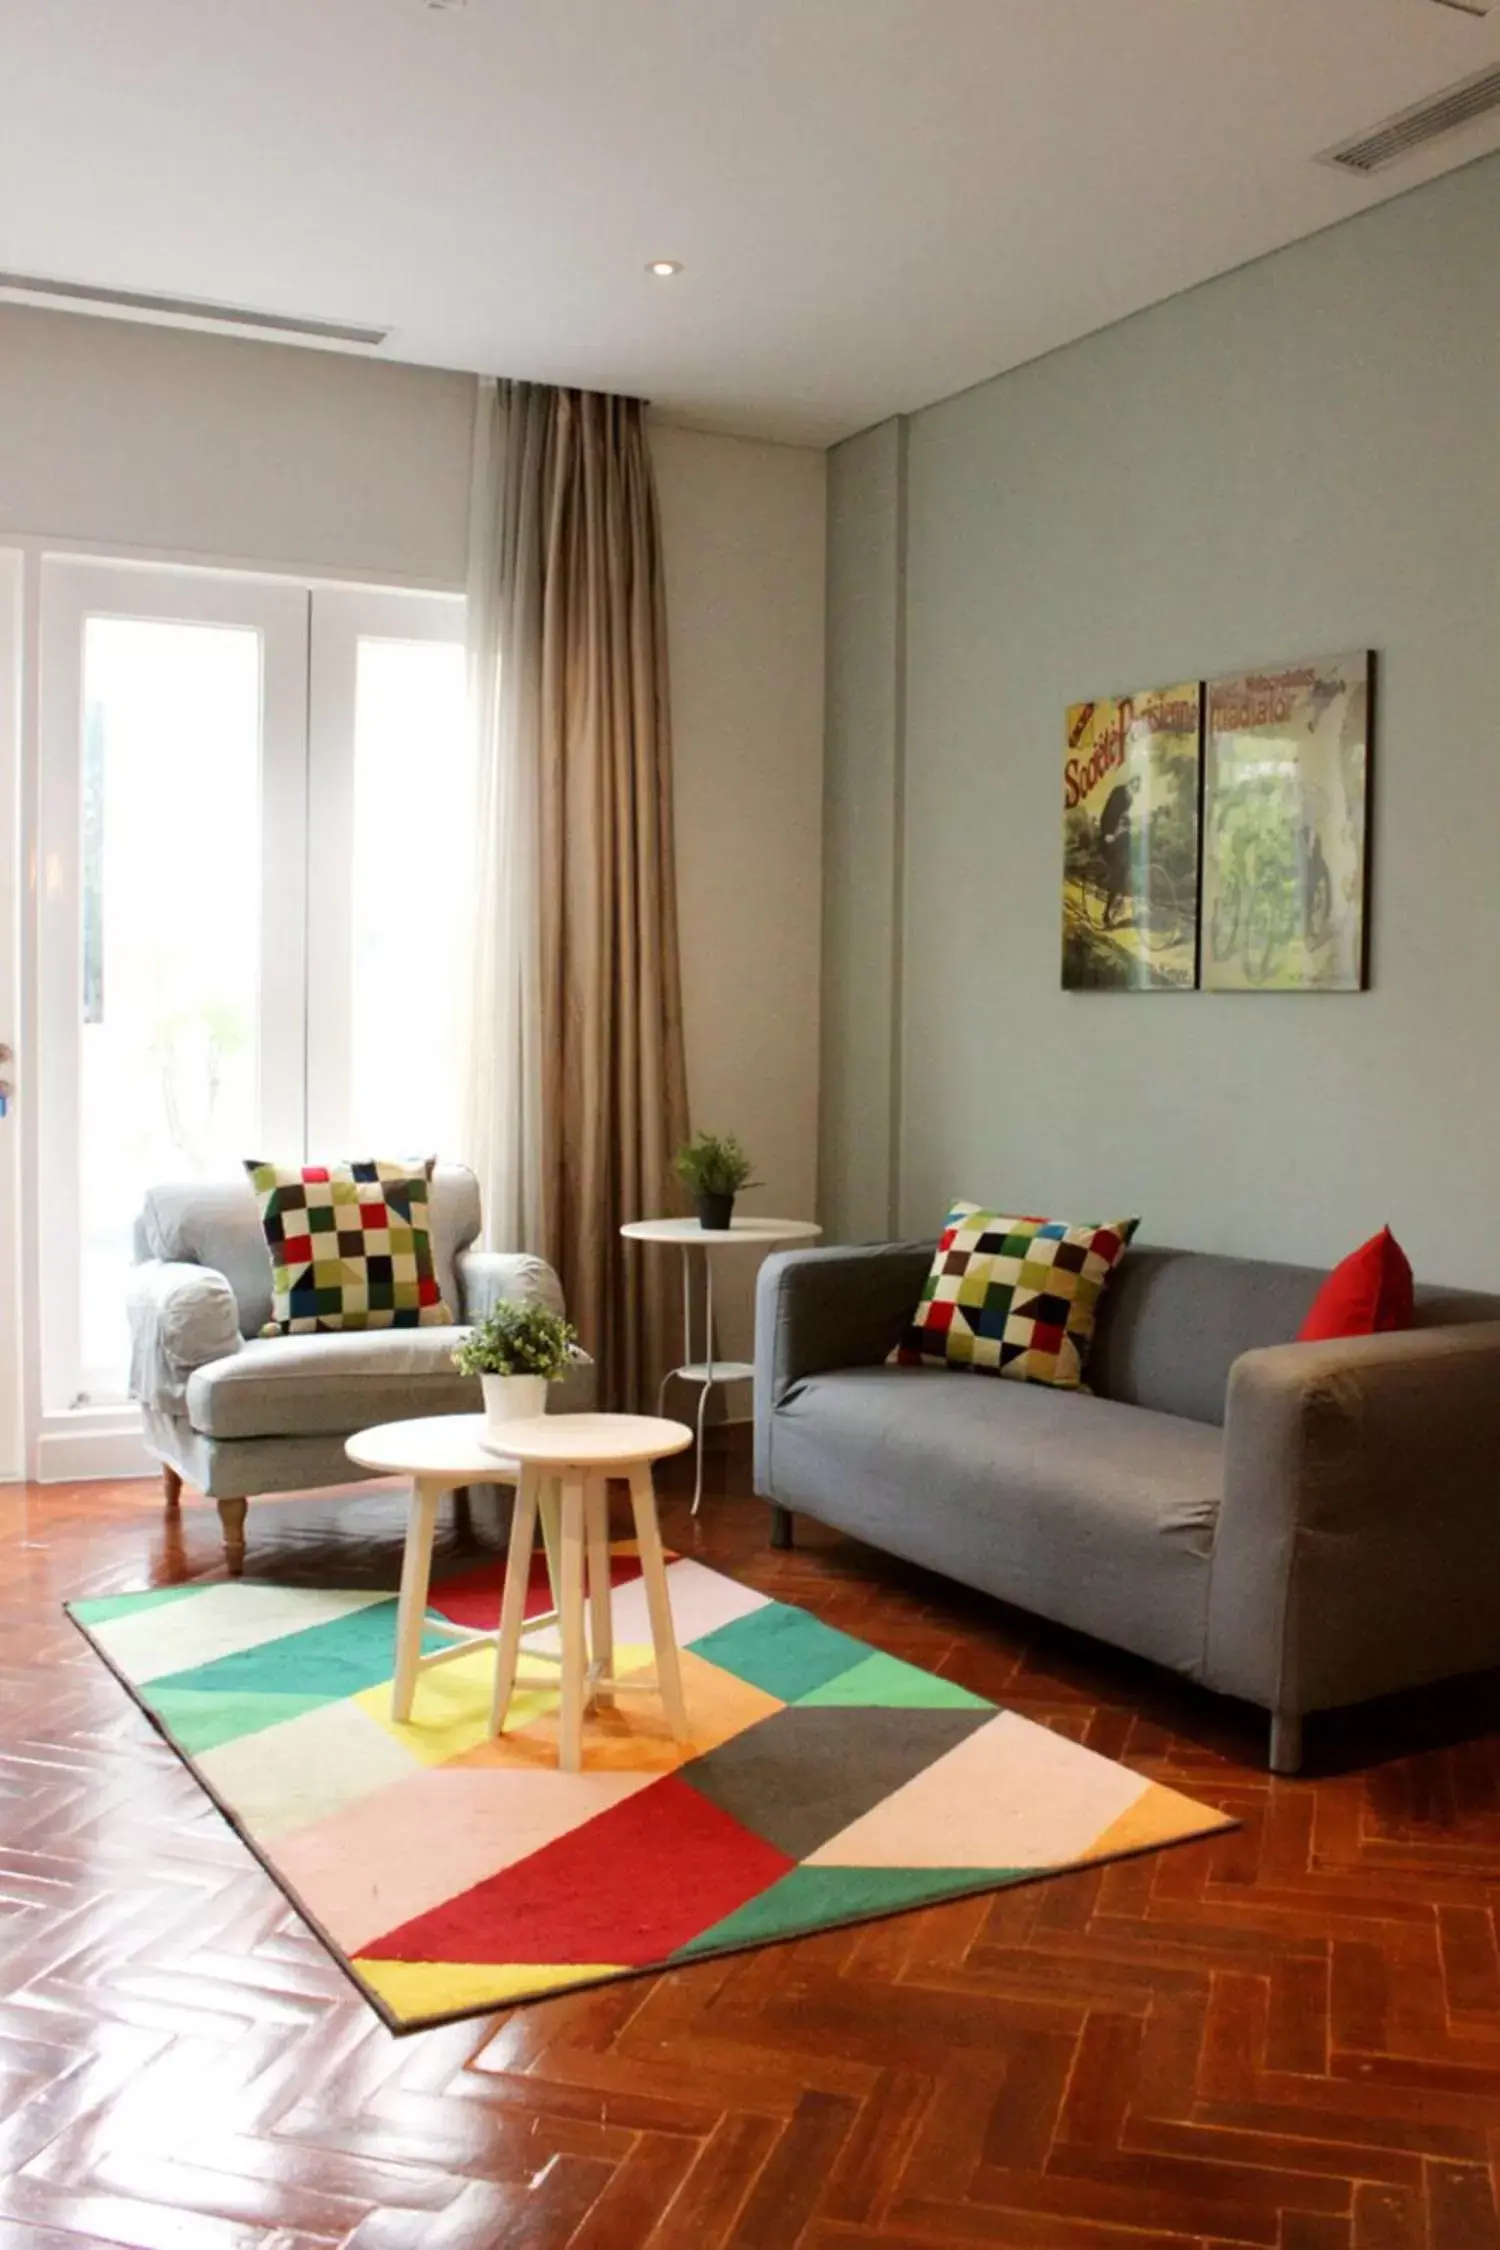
left=217, top=1497, right=249, bottom=1577
left=162, top=1465, right=183, bottom=1509
left=1269, top=1711, right=1303, bottom=1776
left=769, top=1504, right=794, bottom=1552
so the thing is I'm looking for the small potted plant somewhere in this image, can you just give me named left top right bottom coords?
left=673, top=1130, right=759, bottom=1231
left=453, top=1300, right=579, bottom=1433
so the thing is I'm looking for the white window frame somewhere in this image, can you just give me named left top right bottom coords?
left=0, top=551, right=22, bottom=1481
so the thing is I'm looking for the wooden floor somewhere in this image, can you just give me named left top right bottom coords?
left=5, top=1451, right=1500, bottom=2250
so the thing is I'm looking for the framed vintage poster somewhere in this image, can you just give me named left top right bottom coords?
left=1201, top=653, right=1371, bottom=992
left=1062, top=682, right=1201, bottom=991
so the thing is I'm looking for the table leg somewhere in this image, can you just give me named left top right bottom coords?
left=489, top=1465, right=540, bottom=1735
left=629, top=1462, right=689, bottom=1743
left=705, top=1248, right=716, bottom=1385
left=391, top=1476, right=442, bottom=1722
left=691, top=1245, right=716, bottom=1514
left=557, top=1474, right=588, bottom=1774
left=537, top=1476, right=562, bottom=1621
left=692, top=1374, right=711, bottom=1515
left=584, top=1475, right=614, bottom=1707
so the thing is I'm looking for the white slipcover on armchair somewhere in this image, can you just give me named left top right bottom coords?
left=127, top=1164, right=592, bottom=1570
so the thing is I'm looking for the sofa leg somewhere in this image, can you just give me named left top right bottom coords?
left=1269, top=1711, right=1303, bottom=1775
left=217, top=1497, right=249, bottom=1577
left=769, top=1504, right=794, bottom=1552
left=162, top=1465, right=183, bottom=1509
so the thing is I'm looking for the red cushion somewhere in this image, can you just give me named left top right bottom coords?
left=1298, top=1228, right=1414, bottom=1343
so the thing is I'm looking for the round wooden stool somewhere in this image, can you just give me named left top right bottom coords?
left=345, top=1414, right=525, bottom=1725
left=483, top=1413, right=693, bottom=1772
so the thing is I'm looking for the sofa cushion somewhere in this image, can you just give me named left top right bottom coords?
left=185, top=1328, right=480, bottom=1439
left=891, top=1203, right=1138, bottom=1391
left=767, top=1365, right=1222, bottom=1680
left=1087, top=1246, right=1327, bottom=1425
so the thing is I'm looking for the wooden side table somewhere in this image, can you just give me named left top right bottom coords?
left=345, top=1414, right=547, bottom=1724
left=483, top=1412, right=694, bottom=1773
left=620, top=1216, right=822, bottom=1509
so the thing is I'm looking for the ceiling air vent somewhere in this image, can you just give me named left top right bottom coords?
left=1320, top=60, right=1500, bottom=173
left=0, top=271, right=388, bottom=348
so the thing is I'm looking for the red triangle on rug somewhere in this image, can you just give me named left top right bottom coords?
left=429, top=1546, right=646, bottom=1632
left=358, top=1772, right=794, bottom=1968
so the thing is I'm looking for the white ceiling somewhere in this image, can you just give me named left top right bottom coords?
left=3, top=0, right=1500, bottom=446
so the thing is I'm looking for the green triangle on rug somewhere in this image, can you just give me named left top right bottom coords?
left=145, top=1599, right=420, bottom=1703
left=672, top=1863, right=1021, bottom=1957
left=796, top=1650, right=992, bottom=1709
left=70, top=1584, right=207, bottom=1626
left=147, top=1686, right=335, bottom=1755
left=687, top=1603, right=872, bottom=1700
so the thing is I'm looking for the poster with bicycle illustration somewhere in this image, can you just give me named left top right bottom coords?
left=1201, top=653, right=1370, bottom=992
left=1062, top=682, right=1201, bottom=991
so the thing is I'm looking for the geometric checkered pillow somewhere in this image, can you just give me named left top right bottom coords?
left=244, top=1159, right=454, bottom=1336
left=890, top=1202, right=1138, bottom=1391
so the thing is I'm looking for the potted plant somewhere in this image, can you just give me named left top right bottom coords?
left=453, top=1300, right=579, bottom=1433
left=673, top=1131, right=759, bottom=1231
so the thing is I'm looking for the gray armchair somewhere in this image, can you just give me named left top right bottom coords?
left=128, top=1164, right=592, bottom=1571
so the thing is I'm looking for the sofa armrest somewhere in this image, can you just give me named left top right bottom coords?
left=127, top=1260, right=242, bottom=1415
left=552, top=1352, right=597, bottom=1415
left=1207, top=1321, right=1500, bottom=1719
left=456, top=1249, right=565, bottom=1324
left=753, top=1241, right=934, bottom=1496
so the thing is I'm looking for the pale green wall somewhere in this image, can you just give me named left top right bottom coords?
left=819, top=417, right=906, bottom=1241
left=822, top=154, right=1500, bottom=1284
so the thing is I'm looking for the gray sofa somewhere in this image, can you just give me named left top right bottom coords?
left=128, top=1165, right=592, bottom=1570
left=754, top=1240, right=1500, bottom=1771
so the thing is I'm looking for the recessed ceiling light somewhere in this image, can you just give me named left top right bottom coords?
left=647, top=260, right=683, bottom=278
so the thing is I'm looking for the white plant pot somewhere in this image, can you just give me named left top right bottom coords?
left=481, top=1373, right=548, bottom=1433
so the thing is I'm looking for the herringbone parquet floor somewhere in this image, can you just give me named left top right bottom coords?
left=4, top=1450, right=1500, bottom=2250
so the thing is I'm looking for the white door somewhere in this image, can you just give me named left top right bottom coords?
left=36, top=560, right=309, bottom=1421
left=0, top=552, right=22, bottom=1479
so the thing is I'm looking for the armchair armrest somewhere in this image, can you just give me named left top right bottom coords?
left=1206, top=1321, right=1500, bottom=1721
left=127, top=1260, right=241, bottom=1415
left=753, top=1241, right=934, bottom=1495
left=456, top=1249, right=565, bottom=1324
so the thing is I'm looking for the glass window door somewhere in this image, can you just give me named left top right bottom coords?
left=307, top=589, right=468, bottom=1158
left=35, top=563, right=467, bottom=1425
left=38, top=563, right=308, bottom=1409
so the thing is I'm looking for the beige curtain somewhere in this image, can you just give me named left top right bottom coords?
left=467, top=381, right=689, bottom=1408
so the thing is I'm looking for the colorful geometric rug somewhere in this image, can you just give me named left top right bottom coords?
left=67, top=1548, right=1233, bottom=2032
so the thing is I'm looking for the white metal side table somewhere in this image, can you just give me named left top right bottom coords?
left=620, top=1215, right=822, bottom=1511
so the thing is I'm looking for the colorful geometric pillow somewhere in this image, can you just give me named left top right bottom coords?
left=244, top=1160, right=453, bottom=1336
left=891, top=1202, right=1139, bottom=1391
